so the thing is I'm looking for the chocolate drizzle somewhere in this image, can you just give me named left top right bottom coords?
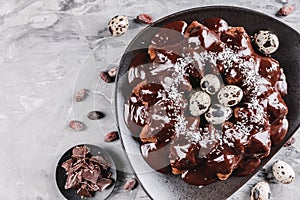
left=125, top=18, right=288, bottom=186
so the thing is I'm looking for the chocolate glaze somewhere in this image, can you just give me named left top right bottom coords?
left=182, top=164, right=217, bottom=186
left=204, top=18, right=229, bottom=34
left=234, top=158, right=261, bottom=176
left=125, top=18, right=288, bottom=186
left=141, top=142, right=171, bottom=173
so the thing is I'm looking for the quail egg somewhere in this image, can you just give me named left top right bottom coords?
left=189, top=91, right=211, bottom=116
left=250, top=181, right=271, bottom=200
left=200, top=74, right=221, bottom=95
left=254, top=30, right=279, bottom=55
left=205, top=104, right=232, bottom=124
left=108, top=15, right=129, bottom=36
left=218, top=85, right=243, bottom=107
left=272, top=160, right=295, bottom=184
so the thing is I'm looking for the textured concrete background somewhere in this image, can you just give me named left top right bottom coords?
left=0, top=0, right=299, bottom=199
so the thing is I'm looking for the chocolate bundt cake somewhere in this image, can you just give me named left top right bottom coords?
left=125, top=18, right=288, bottom=186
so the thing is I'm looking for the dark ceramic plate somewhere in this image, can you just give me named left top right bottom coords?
left=115, top=6, right=300, bottom=200
left=56, top=144, right=117, bottom=200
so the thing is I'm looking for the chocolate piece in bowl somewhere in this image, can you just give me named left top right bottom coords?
left=56, top=144, right=116, bottom=200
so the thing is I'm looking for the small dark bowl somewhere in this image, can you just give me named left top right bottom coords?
left=55, top=144, right=117, bottom=200
left=115, top=6, right=300, bottom=200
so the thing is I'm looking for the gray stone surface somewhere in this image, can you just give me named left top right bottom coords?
left=0, top=0, right=299, bottom=199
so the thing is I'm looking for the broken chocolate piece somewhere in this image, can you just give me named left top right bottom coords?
left=77, top=185, right=92, bottom=198
left=61, top=159, right=73, bottom=171
left=82, top=168, right=101, bottom=184
left=97, top=178, right=113, bottom=192
left=72, top=146, right=89, bottom=158
left=90, top=155, right=111, bottom=170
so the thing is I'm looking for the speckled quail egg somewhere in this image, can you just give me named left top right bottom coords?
left=218, top=85, right=243, bottom=107
left=189, top=91, right=211, bottom=116
left=200, top=74, right=221, bottom=95
left=108, top=15, right=129, bottom=36
left=254, top=30, right=279, bottom=55
left=205, top=104, right=232, bottom=124
left=272, top=160, right=295, bottom=184
left=250, top=181, right=271, bottom=200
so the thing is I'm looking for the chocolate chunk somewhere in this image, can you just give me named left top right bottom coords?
left=100, top=71, right=113, bottom=83
left=278, top=5, right=295, bottom=16
left=71, top=161, right=85, bottom=172
left=74, top=88, right=88, bottom=102
left=124, top=178, right=137, bottom=191
left=97, top=178, right=113, bottom=192
left=135, top=14, right=153, bottom=24
left=87, top=111, right=105, bottom=120
left=68, top=120, right=85, bottom=132
left=72, top=146, right=89, bottom=158
left=82, top=168, right=100, bottom=184
left=87, top=183, right=100, bottom=192
left=104, top=131, right=119, bottom=142
left=61, top=159, right=73, bottom=171
left=90, top=155, right=111, bottom=170
left=65, top=172, right=80, bottom=189
left=77, top=185, right=92, bottom=198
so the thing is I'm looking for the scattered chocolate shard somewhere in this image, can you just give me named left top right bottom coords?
left=97, top=178, right=113, bottom=192
left=104, top=131, right=119, bottom=142
left=61, top=159, right=73, bottom=171
left=71, top=162, right=85, bottom=172
left=90, top=155, right=111, bottom=169
left=82, top=168, right=100, bottom=184
left=72, top=146, right=89, bottom=158
left=278, top=5, right=295, bottom=16
left=135, top=14, right=153, bottom=24
left=74, top=88, right=88, bottom=102
left=87, top=183, right=100, bottom=192
left=100, top=71, right=113, bottom=83
left=124, top=178, right=137, bottom=191
left=77, top=185, right=92, bottom=198
left=65, top=172, right=79, bottom=189
left=88, top=161, right=95, bottom=170
left=68, top=120, right=85, bottom=131
left=87, top=111, right=105, bottom=120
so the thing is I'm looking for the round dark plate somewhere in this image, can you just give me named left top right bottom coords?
left=115, top=6, right=300, bottom=200
left=56, top=144, right=117, bottom=200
